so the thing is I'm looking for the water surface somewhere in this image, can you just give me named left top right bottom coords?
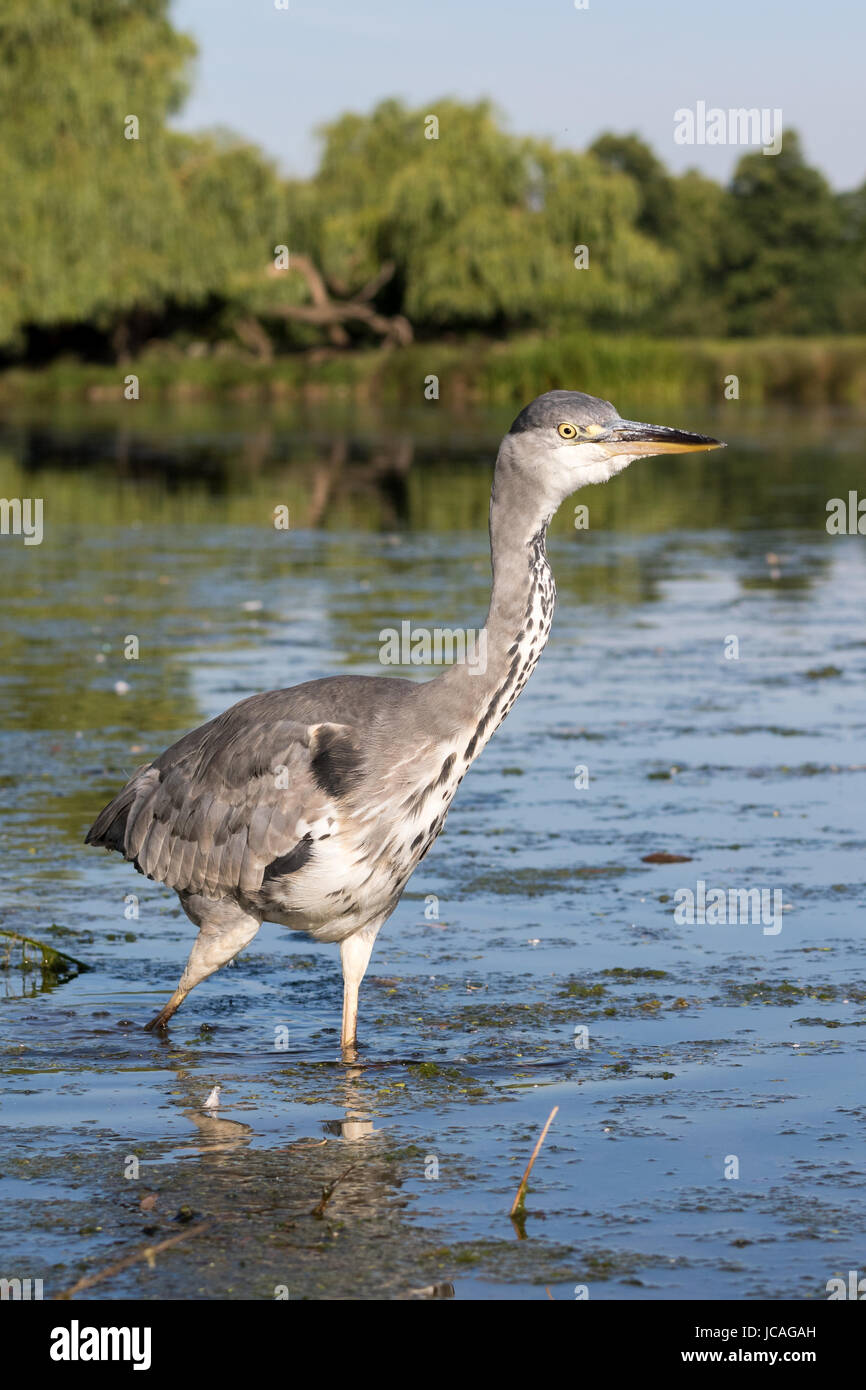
left=1, top=401, right=864, bottom=1300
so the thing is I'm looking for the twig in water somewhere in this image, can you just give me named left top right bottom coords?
left=311, top=1163, right=359, bottom=1218
left=509, top=1105, right=558, bottom=1217
left=56, top=1221, right=215, bottom=1298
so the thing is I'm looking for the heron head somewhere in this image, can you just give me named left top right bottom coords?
left=502, top=389, right=724, bottom=505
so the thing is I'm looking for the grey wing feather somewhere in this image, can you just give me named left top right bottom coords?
left=86, top=695, right=363, bottom=899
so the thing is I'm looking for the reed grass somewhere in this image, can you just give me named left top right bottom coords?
left=2, top=333, right=864, bottom=406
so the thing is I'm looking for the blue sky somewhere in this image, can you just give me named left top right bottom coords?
left=170, top=0, right=864, bottom=189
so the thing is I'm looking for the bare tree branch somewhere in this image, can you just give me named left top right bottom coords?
left=265, top=255, right=411, bottom=348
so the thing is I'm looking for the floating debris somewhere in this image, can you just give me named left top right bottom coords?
left=642, top=852, right=693, bottom=864
left=804, top=665, right=842, bottom=680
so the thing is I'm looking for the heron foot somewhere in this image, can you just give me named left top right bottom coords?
left=144, top=999, right=181, bottom=1031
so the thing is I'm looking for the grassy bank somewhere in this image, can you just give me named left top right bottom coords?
left=1, top=333, right=865, bottom=407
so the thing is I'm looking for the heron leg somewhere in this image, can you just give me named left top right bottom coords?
left=339, top=922, right=382, bottom=1060
left=145, top=896, right=261, bottom=1031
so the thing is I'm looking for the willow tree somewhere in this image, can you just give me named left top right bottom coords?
left=297, top=98, right=679, bottom=337
left=0, top=0, right=282, bottom=354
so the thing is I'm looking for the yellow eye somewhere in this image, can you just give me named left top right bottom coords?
left=557, top=422, right=578, bottom=440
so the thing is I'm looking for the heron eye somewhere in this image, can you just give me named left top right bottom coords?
left=557, top=422, right=578, bottom=440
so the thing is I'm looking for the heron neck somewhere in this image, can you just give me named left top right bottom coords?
left=415, top=463, right=557, bottom=749
left=485, top=488, right=555, bottom=653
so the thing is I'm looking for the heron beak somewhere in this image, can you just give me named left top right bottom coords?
left=602, top=419, right=725, bottom=457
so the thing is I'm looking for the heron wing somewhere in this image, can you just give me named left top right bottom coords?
left=86, top=694, right=363, bottom=899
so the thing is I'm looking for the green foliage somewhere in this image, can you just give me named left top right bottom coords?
left=0, top=4, right=861, bottom=358
left=589, top=131, right=678, bottom=240
left=302, top=100, right=678, bottom=331
left=721, top=133, right=854, bottom=335
left=4, top=331, right=864, bottom=408
left=0, top=0, right=282, bottom=350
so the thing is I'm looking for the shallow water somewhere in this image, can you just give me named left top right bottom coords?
left=1, top=401, right=864, bottom=1300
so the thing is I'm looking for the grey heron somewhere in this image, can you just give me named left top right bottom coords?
left=86, top=390, right=722, bottom=1057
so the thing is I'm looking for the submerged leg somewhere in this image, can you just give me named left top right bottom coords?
left=339, top=922, right=382, bottom=1061
left=145, top=895, right=261, bottom=1031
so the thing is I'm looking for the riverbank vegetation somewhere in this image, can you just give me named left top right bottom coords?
left=1, top=1, right=864, bottom=403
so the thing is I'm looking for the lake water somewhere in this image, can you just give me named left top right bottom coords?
left=1, top=398, right=864, bottom=1300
